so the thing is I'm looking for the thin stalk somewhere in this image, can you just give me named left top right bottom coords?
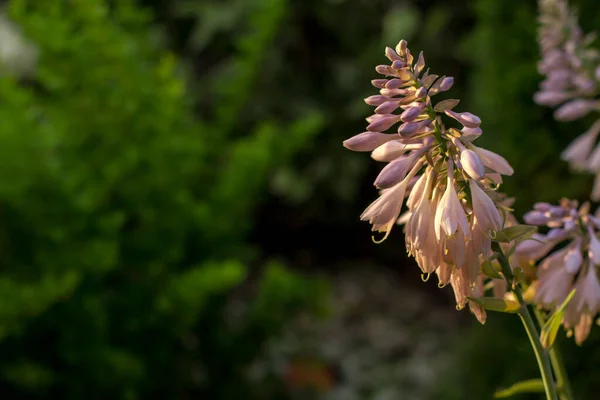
left=493, top=243, right=559, bottom=400
left=533, top=308, right=575, bottom=400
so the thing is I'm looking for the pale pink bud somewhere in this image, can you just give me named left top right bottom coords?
left=367, top=114, right=401, bottom=132
left=555, top=99, right=597, bottom=121
left=460, top=150, right=485, bottom=180
left=471, top=145, right=514, bottom=176
left=385, top=47, right=401, bottom=61
left=375, top=65, right=397, bottom=76
left=365, top=95, right=392, bottom=106
left=461, top=127, right=482, bottom=142
left=375, top=101, right=400, bottom=114
left=343, top=131, right=398, bottom=152
left=371, top=141, right=419, bottom=162
left=371, top=79, right=388, bottom=88
left=444, top=110, right=481, bottom=128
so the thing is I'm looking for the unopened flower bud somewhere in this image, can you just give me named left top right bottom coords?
left=343, top=131, right=398, bottom=152
left=371, top=79, right=388, bottom=88
left=396, top=39, right=407, bottom=56
left=439, top=77, right=454, bottom=92
left=445, top=110, right=481, bottom=128
left=392, top=60, right=407, bottom=70
left=460, top=149, right=485, bottom=180
left=365, top=95, right=392, bottom=106
left=555, top=99, right=597, bottom=121
left=533, top=90, right=572, bottom=107
left=400, top=104, right=425, bottom=122
left=367, top=114, right=401, bottom=132
left=414, top=87, right=427, bottom=99
left=376, top=65, right=396, bottom=76
left=375, top=101, right=400, bottom=114
left=524, top=211, right=550, bottom=225
left=385, top=47, right=401, bottom=62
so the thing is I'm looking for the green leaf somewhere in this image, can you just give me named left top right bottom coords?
left=493, top=224, right=537, bottom=243
left=540, top=289, right=576, bottom=349
left=481, top=259, right=502, bottom=279
left=433, top=99, right=460, bottom=112
left=494, top=379, right=544, bottom=398
left=467, top=296, right=521, bottom=313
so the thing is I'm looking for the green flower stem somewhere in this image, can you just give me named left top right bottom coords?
left=493, top=243, right=559, bottom=400
left=533, top=308, right=575, bottom=400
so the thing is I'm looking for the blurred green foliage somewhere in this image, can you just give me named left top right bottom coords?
left=0, top=0, right=327, bottom=398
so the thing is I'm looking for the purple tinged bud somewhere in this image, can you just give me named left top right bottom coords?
left=385, top=78, right=406, bottom=89
left=375, top=101, right=400, bottom=114
left=439, top=77, right=454, bottom=92
left=461, top=127, right=482, bottom=142
left=444, top=110, right=481, bottom=128
left=371, top=79, right=388, bottom=88
left=533, top=202, right=553, bottom=212
left=533, top=90, right=572, bottom=107
left=596, top=66, right=600, bottom=81
left=555, top=99, right=598, bottom=121
left=385, top=47, right=401, bottom=61
left=392, top=60, right=407, bottom=70
left=414, top=87, right=427, bottom=99
left=343, top=131, right=398, bottom=152
left=523, top=211, right=550, bottom=225
left=400, top=104, right=425, bottom=122
left=367, top=114, right=401, bottom=132
left=398, top=119, right=431, bottom=137
left=374, top=154, right=417, bottom=188
left=460, top=149, right=485, bottom=180
left=548, top=207, right=566, bottom=218
left=376, top=65, right=397, bottom=76
left=365, top=95, right=392, bottom=106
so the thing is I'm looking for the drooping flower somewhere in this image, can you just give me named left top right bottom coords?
left=516, top=199, right=600, bottom=344
left=343, top=40, right=515, bottom=321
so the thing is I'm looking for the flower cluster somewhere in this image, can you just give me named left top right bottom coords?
left=536, top=0, right=600, bottom=198
left=344, top=40, right=514, bottom=322
left=516, top=199, right=600, bottom=344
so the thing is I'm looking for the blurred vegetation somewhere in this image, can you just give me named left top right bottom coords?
left=0, top=0, right=327, bottom=398
left=1, top=0, right=600, bottom=398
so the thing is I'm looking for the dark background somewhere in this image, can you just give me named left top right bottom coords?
left=0, top=0, right=599, bottom=399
